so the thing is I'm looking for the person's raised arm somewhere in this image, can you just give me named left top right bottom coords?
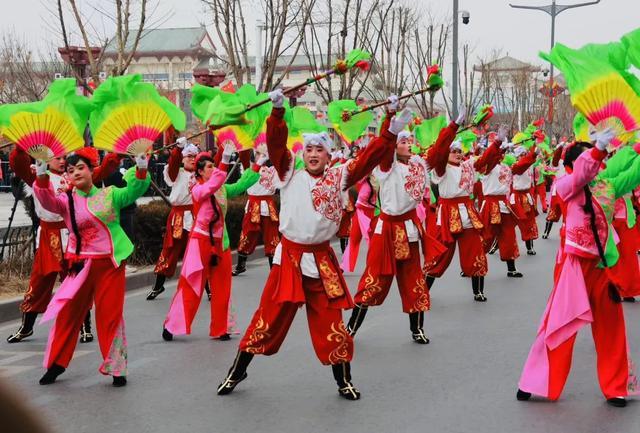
left=9, top=148, right=35, bottom=186
left=265, top=89, right=292, bottom=181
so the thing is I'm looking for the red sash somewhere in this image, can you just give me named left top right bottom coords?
left=165, top=205, right=192, bottom=247
left=479, top=194, right=514, bottom=226
left=246, top=195, right=278, bottom=224
left=436, top=196, right=483, bottom=243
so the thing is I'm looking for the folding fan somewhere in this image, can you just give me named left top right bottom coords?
left=455, top=130, right=477, bottom=153
left=573, top=112, right=591, bottom=142
left=0, top=79, right=93, bottom=160
left=286, top=106, right=328, bottom=150
left=90, top=74, right=186, bottom=155
left=327, top=100, right=373, bottom=145
left=414, top=115, right=447, bottom=150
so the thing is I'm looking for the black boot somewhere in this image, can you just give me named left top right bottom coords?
left=205, top=281, right=211, bottom=301
left=331, top=362, right=360, bottom=400
left=607, top=397, right=627, bottom=407
left=516, top=389, right=531, bottom=401
left=39, top=364, right=65, bottom=385
left=346, top=304, right=368, bottom=336
left=409, top=312, right=429, bottom=344
left=506, top=260, right=523, bottom=278
left=267, top=255, right=274, bottom=269
left=79, top=311, right=93, bottom=343
left=542, top=221, right=553, bottom=239
left=526, top=240, right=536, bottom=255
left=472, top=276, right=487, bottom=302
left=232, top=254, right=248, bottom=276
left=162, top=327, right=173, bottom=341
left=7, top=312, right=38, bottom=343
left=340, top=238, right=348, bottom=254
left=426, top=275, right=436, bottom=290
left=146, top=274, right=166, bottom=300
left=217, top=351, right=254, bottom=395
left=112, top=376, right=127, bottom=387
left=623, top=297, right=636, bottom=303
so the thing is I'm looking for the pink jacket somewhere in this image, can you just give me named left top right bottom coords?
left=191, top=168, right=227, bottom=239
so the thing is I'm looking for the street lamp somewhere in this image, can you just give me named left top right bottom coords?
left=194, top=58, right=227, bottom=153
left=509, top=0, right=601, bottom=138
left=451, top=1, right=470, bottom=118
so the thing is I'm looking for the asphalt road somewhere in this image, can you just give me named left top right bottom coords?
left=1, top=216, right=639, bottom=433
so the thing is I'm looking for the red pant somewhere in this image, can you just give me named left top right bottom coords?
left=21, top=223, right=65, bottom=313
left=426, top=228, right=488, bottom=277
left=44, top=259, right=125, bottom=375
left=609, top=219, right=640, bottom=297
left=545, top=258, right=629, bottom=400
left=516, top=214, right=539, bottom=242
left=482, top=213, right=519, bottom=261
left=354, top=242, right=429, bottom=313
left=534, top=183, right=547, bottom=212
left=237, top=215, right=280, bottom=256
left=154, top=229, right=188, bottom=277
left=164, top=237, right=233, bottom=337
left=239, top=265, right=353, bottom=365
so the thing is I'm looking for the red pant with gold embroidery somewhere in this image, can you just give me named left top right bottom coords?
left=426, top=228, right=488, bottom=277
left=482, top=213, right=519, bottom=261
left=154, top=229, right=189, bottom=277
left=239, top=265, right=353, bottom=365
left=534, top=183, right=548, bottom=212
left=237, top=215, right=280, bottom=256
left=21, top=222, right=65, bottom=313
left=354, top=242, right=429, bottom=313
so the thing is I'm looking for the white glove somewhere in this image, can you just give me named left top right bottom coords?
left=591, top=127, right=616, bottom=151
left=269, top=89, right=285, bottom=108
left=35, top=160, right=48, bottom=176
left=389, top=108, right=413, bottom=136
left=221, top=143, right=235, bottom=164
left=387, top=94, right=399, bottom=111
left=455, top=106, right=466, bottom=126
left=135, top=153, right=148, bottom=170
left=333, top=150, right=344, bottom=160
left=255, top=154, right=269, bottom=166
left=500, top=142, right=513, bottom=151
left=497, top=126, right=508, bottom=143
left=176, top=137, right=187, bottom=149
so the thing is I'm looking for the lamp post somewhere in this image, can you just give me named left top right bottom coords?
left=58, top=46, right=102, bottom=95
left=509, top=0, right=601, bottom=139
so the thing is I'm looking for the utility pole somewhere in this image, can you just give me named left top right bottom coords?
left=452, top=0, right=459, bottom=119
left=255, top=20, right=265, bottom=91
left=510, top=0, right=601, bottom=139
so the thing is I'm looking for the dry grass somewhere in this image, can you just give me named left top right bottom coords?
left=0, top=256, right=31, bottom=300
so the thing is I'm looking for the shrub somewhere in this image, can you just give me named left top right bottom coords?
left=129, top=199, right=170, bottom=266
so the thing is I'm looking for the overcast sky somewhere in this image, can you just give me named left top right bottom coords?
left=1, top=0, right=638, bottom=66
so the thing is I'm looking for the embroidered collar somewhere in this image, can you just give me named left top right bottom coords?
left=75, top=185, right=98, bottom=197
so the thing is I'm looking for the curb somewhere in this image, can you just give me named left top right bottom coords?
left=0, top=245, right=267, bottom=324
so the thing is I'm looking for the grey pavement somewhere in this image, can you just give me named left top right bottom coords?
left=1, top=216, right=640, bottom=433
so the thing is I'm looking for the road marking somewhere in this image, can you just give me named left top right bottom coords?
left=0, top=350, right=92, bottom=378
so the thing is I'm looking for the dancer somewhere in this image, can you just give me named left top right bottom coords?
left=424, top=110, right=489, bottom=302
left=340, top=175, right=378, bottom=273
left=7, top=147, right=120, bottom=343
left=510, top=146, right=539, bottom=255
left=34, top=148, right=150, bottom=386
left=347, top=102, right=447, bottom=341
left=517, top=130, right=640, bottom=407
left=217, top=92, right=410, bottom=401
left=233, top=138, right=280, bottom=275
left=147, top=139, right=198, bottom=300
left=541, top=144, right=565, bottom=239
left=162, top=145, right=266, bottom=341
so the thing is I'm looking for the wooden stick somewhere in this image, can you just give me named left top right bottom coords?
left=151, top=128, right=209, bottom=155
left=0, top=141, right=15, bottom=151
left=126, top=155, right=172, bottom=206
left=346, top=85, right=439, bottom=118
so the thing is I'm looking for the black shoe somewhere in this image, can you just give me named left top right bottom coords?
left=507, top=271, right=523, bottom=278
left=112, top=376, right=127, bottom=387
left=346, top=304, right=368, bottom=337
left=409, top=312, right=429, bottom=344
left=516, top=389, right=531, bottom=401
left=162, top=328, right=173, bottom=341
left=527, top=249, right=537, bottom=256
left=460, top=271, right=468, bottom=277
left=607, top=397, right=627, bottom=407
left=217, top=351, right=254, bottom=395
left=332, top=362, right=360, bottom=401
left=216, top=333, right=231, bottom=341
left=541, top=233, right=549, bottom=239
left=232, top=254, right=248, bottom=276
left=7, top=312, right=37, bottom=343
left=80, top=313, right=93, bottom=343
left=623, top=297, right=636, bottom=303
left=146, top=286, right=165, bottom=300
left=488, top=240, right=498, bottom=255
left=474, top=293, right=487, bottom=302
left=39, top=364, right=65, bottom=385
left=411, top=329, right=430, bottom=344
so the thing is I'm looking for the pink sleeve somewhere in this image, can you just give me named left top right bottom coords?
left=556, top=148, right=607, bottom=201
left=33, top=176, right=68, bottom=215
left=191, top=168, right=226, bottom=203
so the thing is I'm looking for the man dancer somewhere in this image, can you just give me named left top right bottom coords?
left=217, top=91, right=410, bottom=400
left=347, top=104, right=447, bottom=342
left=510, top=146, right=539, bottom=255
left=232, top=137, right=280, bottom=275
left=147, top=139, right=198, bottom=300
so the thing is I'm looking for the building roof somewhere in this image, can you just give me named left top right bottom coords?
left=104, top=27, right=214, bottom=56
left=474, top=55, right=540, bottom=73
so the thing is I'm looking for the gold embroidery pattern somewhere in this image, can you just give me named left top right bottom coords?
left=238, top=232, right=249, bottom=251
left=411, top=277, right=430, bottom=312
left=473, top=254, right=488, bottom=275
left=327, top=322, right=351, bottom=364
left=489, top=202, right=501, bottom=225
left=245, top=313, right=270, bottom=354
left=449, top=206, right=462, bottom=233
left=318, top=257, right=344, bottom=298
left=49, top=232, right=63, bottom=262
left=172, top=212, right=184, bottom=239
left=468, top=206, right=484, bottom=230
left=154, top=252, right=168, bottom=273
left=250, top=202, right=261, bottom=224
left=393, top=225, right=410, bottom=260
left=268, top=202, right=279, bottom=222
left=360, top=270, right=383, bottom=304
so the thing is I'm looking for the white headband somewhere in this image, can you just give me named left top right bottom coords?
left=450, top=141, right=462, bottom=151
left=303, top=132, right=332, bottom=152
left=396, top=130, right=412, bottom=142
left=514, top=146, right=527, bottom=157
left=182, top=143, right=199, bottom=157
